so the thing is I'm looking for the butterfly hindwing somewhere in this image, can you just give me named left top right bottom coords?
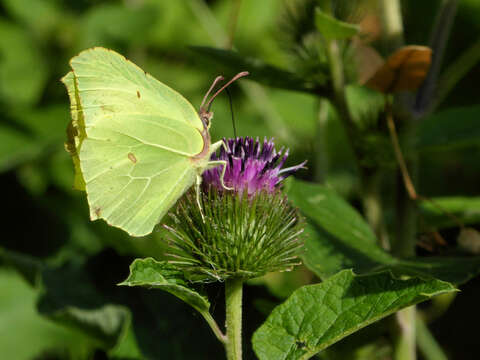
left=63, top=47, right=208, bottom=236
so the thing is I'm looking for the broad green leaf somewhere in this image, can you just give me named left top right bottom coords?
left=119, top=257, right=210, bottom=314
left=0, top=269, right=95, bottom=360
left=63, top=47, right=222, bottom=237
left=252, top=270, right=456, bottom=360
left=37, top=262, right=132, bottom=350
left=314, top=8, right=360, bottom=40
left=288, top=179, right=480, bottom=285
left=420, top=196, right=480, bottom=228
left=0, top=20, right=48, bottom=106
left=286, top=179, right=391, bottom=256
left=417, top=106, right=480, bottom=151
left=189, top=46, right=329, bottom=95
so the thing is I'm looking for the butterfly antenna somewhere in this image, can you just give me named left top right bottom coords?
left=225, top=87, right=237, bottom=138
left=201, top=75, right=225, bottom=109
left=206, top=71, right=249, bottom=111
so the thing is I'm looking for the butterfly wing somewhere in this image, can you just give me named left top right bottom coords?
left=63, top=47, right=207, bottom=236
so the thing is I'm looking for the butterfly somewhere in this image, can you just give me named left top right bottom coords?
left=62, top=47, right=247, bottom=237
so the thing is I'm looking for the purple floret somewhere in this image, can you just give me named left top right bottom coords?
left=202, top=137, right=306, bottom=196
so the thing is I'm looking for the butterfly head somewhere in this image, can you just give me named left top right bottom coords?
left=199, top=108, right=213, bottom=130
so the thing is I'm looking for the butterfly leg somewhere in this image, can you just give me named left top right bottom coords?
left=195, top=174, right=206, bottom=222
left=208, top=140, right=233, bottom=191
left=210, top=140, right=226, bottom=153
left=207, top=160, right=233, bottom=191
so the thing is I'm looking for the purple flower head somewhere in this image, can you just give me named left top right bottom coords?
left=202, top=137, right=306, bottom=196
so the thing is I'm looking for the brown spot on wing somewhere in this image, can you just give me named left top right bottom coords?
left=94, top=207, right=101, bottom=217
left=128, top=152, right=137, bottom=163
left=137, top=90, right=141, bottom=99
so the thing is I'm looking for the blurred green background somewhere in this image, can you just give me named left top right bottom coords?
left=1, top=0, right=480, bottom=359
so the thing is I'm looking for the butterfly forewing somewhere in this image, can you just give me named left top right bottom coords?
left=63, top=47, right=210, bottom=236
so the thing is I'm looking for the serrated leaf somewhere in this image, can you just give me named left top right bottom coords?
left=189, top=46, right=329, bottom=95
left=287, top=178, right=480, bottom=285
left=417, top=106, right=480, bottom=151
left=252, top=270, right=456, bottom=360
left=119, top=257, right=210, bottom=313
left=314, top=8, right=360, bottom=40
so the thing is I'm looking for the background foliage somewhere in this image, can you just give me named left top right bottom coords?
left=1, top=0, right=480, bottom=359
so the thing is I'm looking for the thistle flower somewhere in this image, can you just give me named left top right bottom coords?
left=202, top=137, right=307, bottom=196
left=164, top=137, right=306, bottom=282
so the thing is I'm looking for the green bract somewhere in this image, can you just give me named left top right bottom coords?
left=164, top=189, right=305, bottom=282
left=62, top=47, right=224, bottom=237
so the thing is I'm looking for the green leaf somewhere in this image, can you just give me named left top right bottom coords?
left=38, top=263, right=132, bottom=350
left=252, top=270, right=456, bottom=360
left=189, top=46, right=329, bottom=95
left=314, top=8, right=360, bottom=40
left=0, top=20, right=48, bottom=107
left=287, top=179, right=480, bottom=285
left=420, top=196, right=480, bottom=228
left=119, top=257, right=210, bottom=314
left=417, top=106, right=480, bottom=151
left=0, top=269, right=96, bottom=360
left=286, top=179, right=395, bottom=268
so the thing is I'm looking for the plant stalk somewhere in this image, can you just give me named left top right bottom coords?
left=225, top=277, right=243, bottom=360
left=395, top=306, right=417, bottom=360
left=379, top=0, right=404, bottom=51
left=314, top=99, right=330, bottom=183
left=416, top=314, right=448, bottom=360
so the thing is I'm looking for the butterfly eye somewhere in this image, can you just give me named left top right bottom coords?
left=200, top=111, right=213, bottom=129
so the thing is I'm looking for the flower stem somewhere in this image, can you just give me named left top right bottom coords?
left=225, top=278, right=243, bottom=360
left=394, top=306, right=417, bottom=360
left=416, top=314, right=448, bottom=360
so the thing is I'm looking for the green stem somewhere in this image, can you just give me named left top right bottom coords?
left=379, top=0, right=404, bottom=51
left=225, top=278, right=243, bottom=360
left=379, top=2, right=419, bottom=360
left=394, top=306, right=417, bottom=360
left=392, top=120, right=419, bottom=257
left=314, top=99, right=330, bottom=183
left=416, top=314, right=448, bottom=360
left=363, top=171, right=390, bottom=250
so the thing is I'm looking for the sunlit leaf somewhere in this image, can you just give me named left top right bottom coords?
left=252, top=270, right=455, bottom=360
left=119, top=257, right=210, bottom=314
left=287, top=178, right=480, bottom=285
